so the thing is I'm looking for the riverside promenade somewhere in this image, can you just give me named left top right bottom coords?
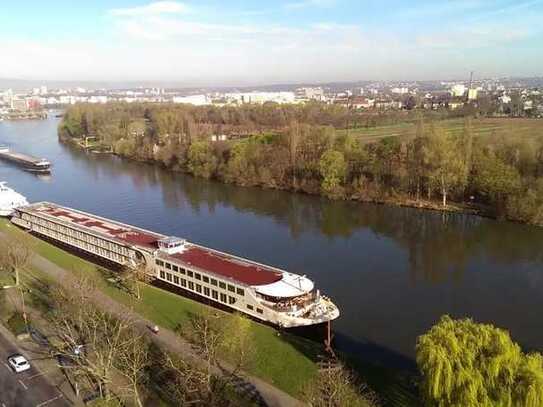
left=0, top=227, right=302, bottom=407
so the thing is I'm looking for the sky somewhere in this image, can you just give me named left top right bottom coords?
left=0, top=0, right=542, bottom=85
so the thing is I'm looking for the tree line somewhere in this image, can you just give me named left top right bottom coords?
left=59, top=103, right=543, bottom=225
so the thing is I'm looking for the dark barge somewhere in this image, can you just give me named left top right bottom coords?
left=0, top=146, right=51, bottom=173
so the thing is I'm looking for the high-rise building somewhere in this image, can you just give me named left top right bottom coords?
left=451, top=84, right=466, bottom=97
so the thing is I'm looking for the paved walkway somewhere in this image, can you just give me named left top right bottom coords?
left=27, top=252, right=302, bottom=407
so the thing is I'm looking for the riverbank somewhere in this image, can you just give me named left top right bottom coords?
left=60, top=133, right=490, bottom=221
left=0, top=218, right=420, bottom=406
left=59, top=104, right=543, bottom=228
left=0, top=219, right=309, bottom=405
left=1, top=111, right=48, bottom=121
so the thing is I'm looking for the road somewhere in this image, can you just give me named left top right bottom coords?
left=0, top=329, right=70, bottom=407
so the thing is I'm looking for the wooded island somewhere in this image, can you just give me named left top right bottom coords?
left=59, top=103, right=543, bottom=225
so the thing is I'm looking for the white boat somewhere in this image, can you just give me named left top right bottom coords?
left=0, top=182, right=29, bottom=217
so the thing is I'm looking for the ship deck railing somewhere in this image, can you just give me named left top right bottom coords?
left=259, top=293, right=318, bottom=313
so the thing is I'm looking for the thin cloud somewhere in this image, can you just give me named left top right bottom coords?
left=398, top=0, right=485, bottom=19
left=416, top=25, right=532, bottom=49
left=113, top=16, right=290, bottom=41
left=2, top=1, right=541, bottom=83
left=469, top=0, right=543, bottom=22
left=285, top=0, right=337, bottom=10
left=109, top=1, right=190, bottom=17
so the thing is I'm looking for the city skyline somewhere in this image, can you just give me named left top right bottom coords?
left=1, top=0, right=542, bottom=85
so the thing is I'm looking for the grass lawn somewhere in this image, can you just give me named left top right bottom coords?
left=0, top=219, right=421, bottom=405
left=0, top=272, right=15, bottom=287
left=5, top=312, right=26, bottom=336
left=0, top=219, right=317, bottom=396
left=338, top=117, right=543, bottom=143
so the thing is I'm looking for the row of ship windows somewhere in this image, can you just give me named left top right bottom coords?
left=160, top=271, right=233, bottom=305
left=30, top=223, right=128, bottom=263
left=156, top=259, right=245, bottom=296
left=24, top=214, right=265, bottom=316
left=25, top=215, right=130, bottom=255
left=158, top=270, right=263, bottom=315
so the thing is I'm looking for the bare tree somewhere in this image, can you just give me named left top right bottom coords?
left=161, top=352, right=211, bottom=405
left=180, top=310, right=222, bottom=394
left=178, top=311, right=255, bottom=404
left=159, top=349, right=250, bottom=407
left=0, top=233, right=34, bottom=328
left=119, top=262, right=151, bottom=300
left=287, top=120, right=301, bottom=186
left=50, top=278, right=135, bottom=401
left=303, top=362, right=379, bottom=407
left=0, top=233, right=34, bottom=287
left=116, top=331, right=149, bottom=407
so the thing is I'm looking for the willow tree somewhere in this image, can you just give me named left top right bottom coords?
left=416, top=315, right=543, bottom=407
left=187, top=141, right=218, bottom=179
left=473, top=152, right=521, bottom=216
left=319, top=149, right=347, bottom=198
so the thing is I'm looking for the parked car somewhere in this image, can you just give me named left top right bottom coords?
left=73, top=344, right=84, bottom=356
left=7, top=354, right=31, bottom=373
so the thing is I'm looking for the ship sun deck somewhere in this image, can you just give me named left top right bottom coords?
left=19, top=202, right=287, bottom=287
left=34, top=204, right=162, bottom=249
left=166, top=247, right=283, bottom=286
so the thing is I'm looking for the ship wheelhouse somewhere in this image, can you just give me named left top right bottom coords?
left=254, top=273, right=316, bottom=310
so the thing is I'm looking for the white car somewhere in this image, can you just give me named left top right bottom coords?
left=7, top=354, right=31, bottom=373
left=73, top=345, right=84, bottom=356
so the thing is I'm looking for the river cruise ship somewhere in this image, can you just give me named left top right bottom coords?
left=0, top=182, right=28, bottom=216
left=11, top=202, right=339, bottom=327
left=0, top=146, right=51, bottom=173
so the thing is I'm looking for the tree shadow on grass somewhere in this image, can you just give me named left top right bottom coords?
left=279, top=328, right=421, bottom=407
left=24, top=271, right=56, bottom=315
left=337, top=334, right=420, bottom=407
left=94, top=266, right=130, bottom=292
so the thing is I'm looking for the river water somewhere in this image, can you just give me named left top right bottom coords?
left=1, top=117, right=543, bottom=368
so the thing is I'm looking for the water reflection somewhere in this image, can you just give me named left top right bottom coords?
left=69, top=144, right=543, bottom=281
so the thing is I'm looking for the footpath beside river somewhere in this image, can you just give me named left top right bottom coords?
left=0, top=221, right=303, bottom=407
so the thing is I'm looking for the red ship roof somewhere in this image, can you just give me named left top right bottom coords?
left=34, top=204, right=283, bottom=286
left=41, top=207, right=160, bottom=249
left=171, top=247, right=282, bottom=286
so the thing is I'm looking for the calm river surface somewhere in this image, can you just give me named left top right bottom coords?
left=1, top=117, right=543, bottom=368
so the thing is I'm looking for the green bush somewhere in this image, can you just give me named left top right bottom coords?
left=6, top=312, right=27, bottom=336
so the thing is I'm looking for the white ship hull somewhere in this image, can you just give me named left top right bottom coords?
left=11, top=202, right=340, bottom=327
left=0, top=182, right=28, bottom=217
left=0, top=208, right=15, bottom=217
